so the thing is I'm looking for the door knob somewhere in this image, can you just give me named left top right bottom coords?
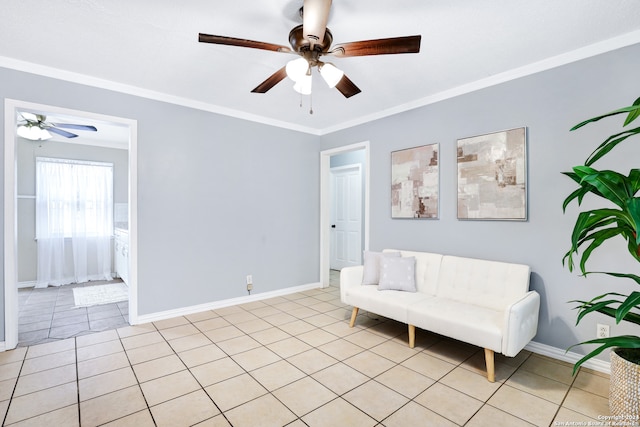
left=331, top=224, right=336, bottom=228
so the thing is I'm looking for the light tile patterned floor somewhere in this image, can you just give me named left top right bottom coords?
left=18, top=279, right=129, bottom=347
left=1, top=272, right=610, bottom=426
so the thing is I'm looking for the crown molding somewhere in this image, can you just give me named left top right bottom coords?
left=319, top=30, right=640, bottom=135
left=0, top=56, right=321, bottom=136
left=2, top=29, right=639, bottom=137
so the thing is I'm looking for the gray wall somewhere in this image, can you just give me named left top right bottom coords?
left=320, top=43, right=640, bottom=361
left=17, top=139, right=129, bottom=283
left=1, top=67, right=320, bottom=340
left=2, top=42, right=638, bottom=362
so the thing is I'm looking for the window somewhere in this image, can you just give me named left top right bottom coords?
left=36, top=157, right=114, bottom=238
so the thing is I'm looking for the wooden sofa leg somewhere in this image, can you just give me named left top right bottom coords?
left=349, top=307, right=359, bottom=328
left=408, top=325, right=416, bottom=348
left=484, top=348, right=495, bottom=383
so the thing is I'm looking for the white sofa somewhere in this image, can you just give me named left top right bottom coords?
left=340, top=249, right=540, bottom=382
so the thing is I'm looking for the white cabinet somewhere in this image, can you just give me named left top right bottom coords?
left=114, top=229, right=129, bottom=285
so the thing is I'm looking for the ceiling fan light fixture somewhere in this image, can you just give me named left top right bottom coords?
left=286, top=57, right=309, bottom=82
left=319, top=62, right=344, bottom=88
left=40, top=128, right=53, bottom=140
left=293, top=73, right=312, bottom=95
left=17, top=124, right=52, bottom=141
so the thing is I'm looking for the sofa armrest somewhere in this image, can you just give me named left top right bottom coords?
left=501, top=291, right=540, bottom=357
left=340, top=266, right=364, bottom=303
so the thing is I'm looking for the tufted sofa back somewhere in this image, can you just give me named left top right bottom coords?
left=436, top=255, right=531, bottom=311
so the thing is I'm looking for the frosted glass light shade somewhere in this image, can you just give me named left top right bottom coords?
left=17, top=125, right=52, bottom=141
left=293, top=74, right=312, bottom=95
left=286, top=57, right=309, bottom=82
left=39, top=128, right=53, bottom=140
left=17, top=125, right=32, bottom=139
left=319, top=63, right=344, bottom=88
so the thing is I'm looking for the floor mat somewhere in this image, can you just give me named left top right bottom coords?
left=73, top=282, right=128, bottom=307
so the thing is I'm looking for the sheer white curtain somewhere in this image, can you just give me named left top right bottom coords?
left=36, top=157, right=113, bottom=287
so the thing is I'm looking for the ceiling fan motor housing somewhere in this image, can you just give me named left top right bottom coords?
left=289, top=25, right=333, bottom=54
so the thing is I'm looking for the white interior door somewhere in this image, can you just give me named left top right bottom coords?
left=330, top=165, right=362, bottom=270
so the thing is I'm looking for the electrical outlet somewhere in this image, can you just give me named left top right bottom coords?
left=246, top=275, right=253, bottom=285
left=247, top=283, right=253, bottom=292
left=597, top=323, right=610, bottom=339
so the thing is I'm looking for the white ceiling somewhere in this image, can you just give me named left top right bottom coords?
left=2, top=0, right=640, bottom=135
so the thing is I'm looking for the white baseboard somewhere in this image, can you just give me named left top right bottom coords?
left=525, top=340, right=610, bottom=375
left=135, top=282, right=323, bottom=324
left=17, top=281, right=36, bottom=289
left=18, top=276, right=118, bottom=289
left=0, top=342, right=5, bottom=352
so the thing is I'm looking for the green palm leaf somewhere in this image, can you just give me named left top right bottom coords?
left=574, top=167, right=631, bottom=207
left=570, top=97, right=640, bottom=130
left=628, top=198, right=640, bottom=245
left=584, top=127, right=640, bottom=166
left=624, top=96, right=640, bottom=126
left=572, top=296, right=626, bottom=323
left=583, top=271, right=640, bottom=285
left=564, top=97, right=640, bottom=374
left=617, top=291, right=640, bottom=323
left=569, top=335, right=640, bottom=375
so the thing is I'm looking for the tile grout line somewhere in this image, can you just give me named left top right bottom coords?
left=183, top=291, right=342, bottom=424
left=238, top=293, right=392, bottom=424
left=1, top=348, right=28, bottom=426
left=74, top=336, right=81, bottom=426
left=168, top=316, right=234, bottom=426
left=7, top=282, right=608, bottom=426
left=117, top=323, right=159, bottom=426
left=552, top=363, right=582, bottom=422
left=200, top=299, right=324, bottom=425
left=462, top=352, right=535, bottom=427
left=231, top=294, right=348, bottom=425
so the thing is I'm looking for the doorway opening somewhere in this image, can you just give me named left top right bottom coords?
left=320, top=141, right=370, bottom=289
left=4, top=99, right=138, bottom=350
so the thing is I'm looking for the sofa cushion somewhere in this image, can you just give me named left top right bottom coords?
left=384, top=250, right=443, bottom=295
left=361, top=250, right=401, bottom=285
left=378, top=256, right=417, bottom=292
left=344, top=284, right=431, bottom=324
left=407, top=297, right=503, bottom=352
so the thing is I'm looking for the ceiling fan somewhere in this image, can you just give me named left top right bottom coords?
left=17, top=112, right=98, bottom=141
left=198, top=0, right=421, bottom=99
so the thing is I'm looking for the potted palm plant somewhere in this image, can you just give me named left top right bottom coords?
left=563, top=96, right=640, bottom=416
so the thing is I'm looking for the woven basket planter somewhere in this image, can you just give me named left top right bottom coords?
left=610, top=349, right=640, bottom=418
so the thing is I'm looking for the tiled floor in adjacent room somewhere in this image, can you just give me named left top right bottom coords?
left=17, top=280, right=129, bottom=347
left=1, top=274, right=610, bottom=426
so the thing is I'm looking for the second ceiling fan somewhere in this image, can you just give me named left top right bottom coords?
left=199, top=0, right=421, bottom=98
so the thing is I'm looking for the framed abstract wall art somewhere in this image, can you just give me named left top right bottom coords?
left=457, top=127, right=527, bottom=220
left=391, top=143, right=439, bottom=219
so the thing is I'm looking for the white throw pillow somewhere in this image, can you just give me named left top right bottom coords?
left=361, top=251, right=401, bottom=285
left=378, top=256, right=417, bottom=292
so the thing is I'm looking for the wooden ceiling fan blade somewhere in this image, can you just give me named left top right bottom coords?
left=251, top=67, right=288, bottom=93
left=335, top=74, right=361, bottom=98
left=303, top=0, right=332, bottom=48
left=330, top=35, right=421, bottom=57
left=199, top=33, right=293, bottom=53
